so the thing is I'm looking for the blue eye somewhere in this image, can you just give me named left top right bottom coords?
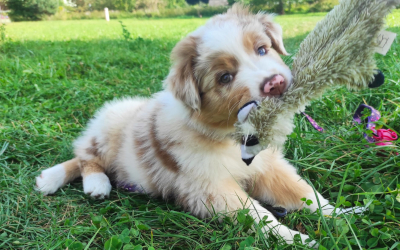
left=258, top=47, right=267, bottom=56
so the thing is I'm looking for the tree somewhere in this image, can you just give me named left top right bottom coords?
left=276, top=0, right=283, bottom=14
left=7, top=0, right=59, bottom=21
left=246, top=0, right=338, bottom=15
left=0, top=0, right=8, bottom=10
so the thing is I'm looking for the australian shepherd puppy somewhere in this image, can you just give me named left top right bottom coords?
left=36, top=4, right=361, bottom=247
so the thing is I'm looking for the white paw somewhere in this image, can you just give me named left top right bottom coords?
left=319, top=204, right=366, bottom=216
left=83, top=173, right=112, bottom=199
left=280, top=228, right=318, bottom=249
left=300, top=235, right=318, bottom=249
left=35, top=164, right=66, bottom=195
left=335, top=206, right=366, bottom=215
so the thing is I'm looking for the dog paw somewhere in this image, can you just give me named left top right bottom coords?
left=301, top=235, right=319, bottom=249
left=35, top=164, right=66, bottom=195
left=321, top=204, right=366, bottom=216
left=335, top=206, right=367, bottom=215
left=83, top=173, right=112, bottom=199
left=299, top=235, right=318, bottom=249
left=281, top=229, right=318, bottom=249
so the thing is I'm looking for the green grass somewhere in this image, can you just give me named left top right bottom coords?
left=46, top=6, right=229, bottom=21
left=1, top=10, right=400, bottom=250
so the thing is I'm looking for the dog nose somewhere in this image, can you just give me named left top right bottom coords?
left=262, top=75, right=286, bottom=96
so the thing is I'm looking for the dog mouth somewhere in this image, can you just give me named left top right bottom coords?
left=237, top=74, right=290, bottom=124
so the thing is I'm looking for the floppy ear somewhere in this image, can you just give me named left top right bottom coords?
left=164, top=36, right=201, bottom=111
left=258, top=14, right=289, bottom=56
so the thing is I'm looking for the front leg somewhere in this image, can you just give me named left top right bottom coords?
left=248, top=150, right=364, bottom=215
left=80, top=159, right=112, bottom=199
left=174, top=177, right=317, bottom=247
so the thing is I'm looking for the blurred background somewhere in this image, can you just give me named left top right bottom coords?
left=0, top=0, right=344, bottom=22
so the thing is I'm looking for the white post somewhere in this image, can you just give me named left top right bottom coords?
left=104, top=7, right=110, bottom=22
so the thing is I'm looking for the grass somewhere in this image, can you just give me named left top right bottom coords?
left=0, top=10, right=400, bottom=250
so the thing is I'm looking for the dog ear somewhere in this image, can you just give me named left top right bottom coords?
left=258, top=14, right=289, bottom=56
left=165, top=36, right=201, bottom=111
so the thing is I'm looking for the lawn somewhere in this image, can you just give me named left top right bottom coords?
left=0, top=10, right=400, bottom=250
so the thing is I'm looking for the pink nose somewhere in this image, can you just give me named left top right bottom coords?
left=262, top=75, right=286, bottom=95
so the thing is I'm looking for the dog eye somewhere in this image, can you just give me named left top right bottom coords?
left=257, top=46, right=267, bottom=56
left=220, top=73, right=233, bottom=84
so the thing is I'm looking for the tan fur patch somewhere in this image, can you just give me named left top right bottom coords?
left=167, top=36, right=200, bottom=110
left=133, top=134, right=159, bottom=193
left=249, top=168, right=311, bottom=208
left=50, top=157, right=81, bottom=185
left=149, top=113, right=180, bottom=173
left=223, top=179, right=251, bottom=209
left=192, top=52, right=252, bottom=129
left=86, top=137, right=100, bottom=157
left=133, top=108, right=180, bottom=175
left=62, top=157, right=81, bottom=184
left=196, top=53, right=238, bottom=91
left=242, top=32, right=271, bottom=54
left=80, top=160, right=104, bottom=178
left=259, top=17, right=288, bottom=55
left=210, top=54, right=239, bottom=77
left=194, top=86, right=252, bottom=128
left=243, top=33, right=256, bottom=54
left=134, top=136, right=150, bottom=167
left=206, top=193, right=216, bottom=206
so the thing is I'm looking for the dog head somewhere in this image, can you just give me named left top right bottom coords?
left=164, top=4, right=292, bottom=130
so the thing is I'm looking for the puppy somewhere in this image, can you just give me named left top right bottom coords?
left=36, top=4, right=360, bottom=247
